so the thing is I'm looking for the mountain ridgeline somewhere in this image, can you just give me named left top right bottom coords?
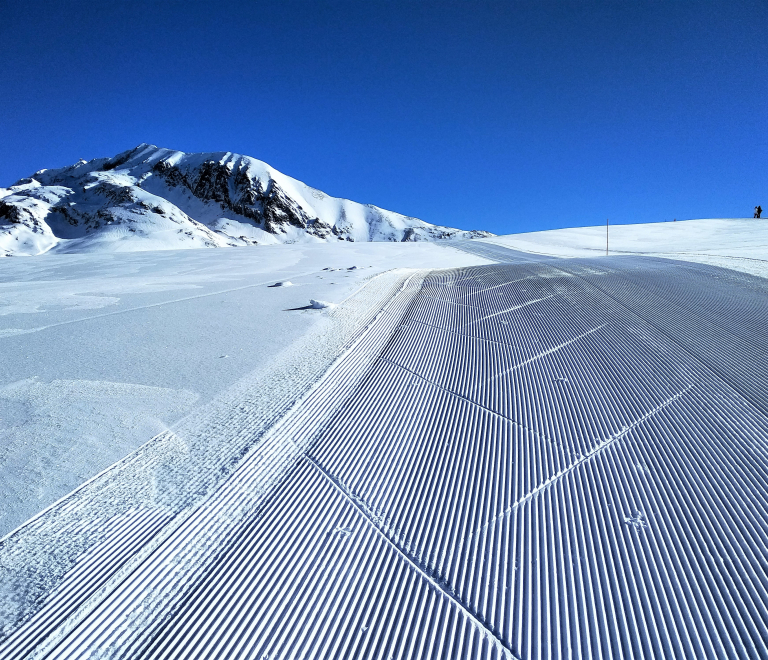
left=0, top=144, right=492, bottom=256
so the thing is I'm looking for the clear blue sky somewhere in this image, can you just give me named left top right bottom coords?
left=1, top=1, right=766, bottom=234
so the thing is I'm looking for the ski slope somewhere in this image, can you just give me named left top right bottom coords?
left=2, top=224, right=768, bottom=658
left=482, top=218, right=768, bottom=278
left=0, top=242, right=488, bottom=536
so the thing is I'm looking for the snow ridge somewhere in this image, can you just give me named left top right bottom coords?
left=0, top=144, right=492, bottom=256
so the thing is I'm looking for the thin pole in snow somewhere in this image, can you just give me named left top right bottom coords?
left=606, top=218, right=609, bottom=256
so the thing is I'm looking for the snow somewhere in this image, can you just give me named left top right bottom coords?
left=483, top=218, right=768, bottom=278
left=2, top=216, right=768, bottom=655
left=0, top=241, right=490, bottom=536
left=0, top=378, right=198, bottom=530
left=309, top=299, right=335, bottom=309
left=4, top=217, right=768, bottom=535
left=0, top=144, right=492, bottom=256
left=3, top=217, right=767, bottom=536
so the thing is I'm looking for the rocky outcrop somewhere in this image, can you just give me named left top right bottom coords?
left=152, top=157, right=325, bottom=235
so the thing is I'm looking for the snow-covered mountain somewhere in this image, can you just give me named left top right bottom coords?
left=0, top=144, right=492, bottom=256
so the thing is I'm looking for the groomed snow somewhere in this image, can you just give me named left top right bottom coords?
left=3, top=219, right=768, bottom=657
left=5, top=218, right=768, bottom=537
left=4, top=219, right=768, bottom=535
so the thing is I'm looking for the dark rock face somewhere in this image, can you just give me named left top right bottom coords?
left=262, top=180, right=314, bottom=232
left=152, top=158, right=325, bottom=237
left=0, top=200, right=22, bottom=223
left=191, top=161, right=233, bottom=205
left=93, top=181, right=136, bottom=205
left=0, top=196, right=52, bottom=240
left=308, top=218, right=333, bottom=239
left=102, top=147, right=139, bottom=171
left=402, top=228, right=427, bottom=242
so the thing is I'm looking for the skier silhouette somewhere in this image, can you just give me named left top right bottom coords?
left=756, top=205, right=763, bottom=218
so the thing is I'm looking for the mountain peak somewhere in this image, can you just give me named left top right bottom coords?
left=1, top=144, right=492, bottom=256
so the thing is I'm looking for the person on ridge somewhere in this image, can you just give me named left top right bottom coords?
left=755, top=205, right=763, bottom=218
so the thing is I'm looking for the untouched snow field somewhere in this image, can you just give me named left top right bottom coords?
left=0, top=242, right=488, bottom=536
left=483, top=217, right=768, bottom=278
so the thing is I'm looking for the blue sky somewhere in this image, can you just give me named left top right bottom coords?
left=1, top=1, right=766, bottom=235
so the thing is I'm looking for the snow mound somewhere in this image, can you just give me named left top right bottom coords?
left=270, top=281, right=294, bottom=287
left=309, top=299, right=336, bottom=309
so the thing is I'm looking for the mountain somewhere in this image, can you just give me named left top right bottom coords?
left=0, top=144, right=492, bottom=256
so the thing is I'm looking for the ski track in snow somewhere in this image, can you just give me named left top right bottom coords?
left=4, top=242, right=768, bottom=658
